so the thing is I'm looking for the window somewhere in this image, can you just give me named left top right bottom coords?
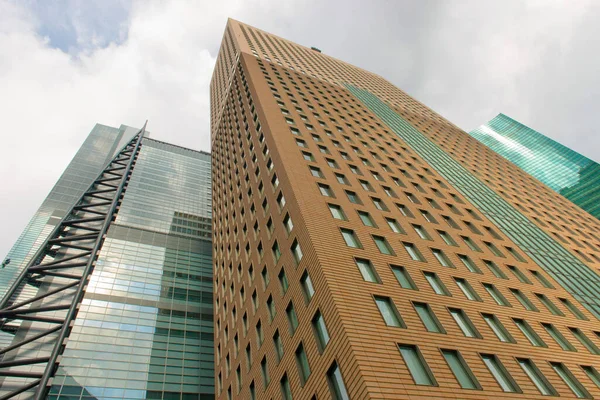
left=328, top=203, right=346, bottom=220
left=517, top=358, right=557, bottom=396
left=442, top=349, right=480, bottom=389
left=513, top=318, right=546, bottom=347
left=432, top=249, right=453, bottom=267
left=438, top=230, right=457, bottom=246
left=484, top=260, right=507, bottom=279
left=312, top=310, right=330, bottom=353
left=267, top=296, right=276, bottom=322
left=260, top=357, right=269, bottom=388
left=386, top=218, right=404, bottom=233
left=341, top=228, right=361, bottom=248
left=372, top=197, right=388, bottom=211
left=355, top=258, right=380, bottom=283
left=374, top=296, right=405, bottom=327
left=483, top=283, right=510, bottom=306
left=559, top=298, right=587, bottom=320
left=397, top=204, right=414, bottom=218
left=569, top=327, right=600, bottom=354
left=278, top=268, right=289, bottom=294
left=302, top=151, right=314, bottom=161
left=309, top=166, right=323, bottom=178
left=420, top=210, right=437, bottom=224
left=482, top=313, right=514, bottom=343
left=391, top=265, right=417, bottom=290
left=454, top=278, right=480, bottom=301
left=551, top=362, right=591, bottom=398
left=256, top=320, right=264, bottom=346
left=444, top=215, right=460, bottom=229
left=318, top=183, right=334, bottom=197
left=300, top=270, right=315, bottom=303
left=358, top=211, right=376, bottom=227
left=412, top=224, right=431, bottom=240
left=327, top=362, right=350, bottom=400
left=462, top=236, right=481, bottom=252
left=280, top=374, right=292, bottom=400
left=345, top=190, right=361, bottom=204
left=286, top=302, right=299, bottom=335
left=404, top=242, right=425, bottom=261
left=458, top=254, right=481, bottom=273
left=359, top=179, right=374, bottom=192
left=507, top=265, right=531, bottom=284
left=582, top=366, right=600, bottom=389
left=424, top=271, right=450, bottom=295
left=510, top=289, right=538, bottom=311
left=535, top=293, right=563, bottom=316
left=530, top=270, right=554, bottom=288
left=335, top=173, right=349, bottom=185
left=413, top=302, right=445, bottom=333
left=272, top=241, right=282, bottom=263
left=480, top=354, right=520, bottom=392
left=273, top=330, right=284, bottom=363
left=449, top=308, right=481, bottom=338
left=542, top=323, right=575, bottom=351
left=283, top=214, right=294, bottom=234
left=295, top=343, right=311, bottom=386
left=291, top=240, right=303, bottom=265
left=373, top=235, right=394, bottom=255
left=398, top=344, right=437, bottom=386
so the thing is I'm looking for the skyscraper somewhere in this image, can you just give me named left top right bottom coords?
left=469, top=113, right=600, bottom=220
left=211, top=19, right=600, bottom=399
left=0, top=125, right=214, bottom=399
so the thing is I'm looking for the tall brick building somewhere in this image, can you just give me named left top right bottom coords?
left=210, top=19, right=600, bottom=399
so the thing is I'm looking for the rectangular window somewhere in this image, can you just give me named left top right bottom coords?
left=484, top=260, right=507, bottom=279
left=510, top=288, right=538, bottom=311
left=454, top=277, right=481, bottom=301
left=355, top=258, right=381, bottom=283
left=404, top=242, right=425, bottom=261
left=507, top=265, right=531, bottom=284
left=345, top=190, right=361, bottom=204
left=438, top=230, right=457, bottom=246
left=386, top=218, right=404, bottom=234
left=341, top=228, right=361, bottom=248
left=412, top=224, right=431, bottom=240
left=273, top=330, right=284, bottom=363
left=530, top=269, right=554, bottom=288
left=295, top=343, right=311, bottom=386
left=441, top=349, right=480, bottom=389
left=291, top=240, right=303, bottom=265
left=300, top=270, right=315, bottom=303
left=449, top=308, right=481, bottom=338
left=280, top=374, right=292, bottom=400
left=374, top=296, right=405, bottom=327
left=335, top=173, right=349, bottom=185
left=261, top=357, right=269, bottom=388
left=482, top=313, right=514, bottom=343
left=517, top=358, right=557, bottom=396
left=569, top=327, right=600, bottom=354
left=328, top=203, right=346, bottom=220
left=424, top=271, right=450, bottom=295
left=327, top=362, right=350, bottom=400
left=309, top=166, right=323, bottom=178
left=480, top=354, right=520, bottom=393
left=278, top=268, right=289, bottom=294
left=397, top=204, right=414, bottom=218
left=283, top=214, right=294, bottom=234
left=582, top=365, right=600, bottom=388
left=535, top=293, right=563, bottom=316
left=484, top=241, right=504, bottom=257
left=398, top=344, right=437, bottom=386
left=318, top=183, right=334, bottom=197
left=358, top=210, right=376, bottom=227
left=391, top=265, right=417, bottom=290
left=372, top=197, right=388, bottom=211
left=551, top=362, right=591, bottom=398
left=312, top=310, right=330, bottom=353
left=413, top=302, right=445, bottom=333
left=432, top=248, right=453, bottom=267
left=267, top=295, right=276, bottom=322
left=513, top=318, right=546, bottom=347
left=542, top=323, right=576, bottom=351
left=286, top=302, right=299, bottom=335
left=560, top=298, right=587, bottom=320
left=462, top=236, right=481, bottom=252
left=272, top=241, right=282, bottom=263
left=483, top=283, right=510, bottom=306
left=458, top=254, right=482, bottom=273
left=373, top=235, right=394, bottom=255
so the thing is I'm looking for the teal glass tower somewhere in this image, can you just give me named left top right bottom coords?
left=469, top=113, right=600, bottom=219
left=0, top=125, right=214, bottom=399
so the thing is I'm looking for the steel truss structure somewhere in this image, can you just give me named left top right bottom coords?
left=0, top=124, right=146, bottom=399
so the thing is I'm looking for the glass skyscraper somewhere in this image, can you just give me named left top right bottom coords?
left=0, top=125, right=214, bottom=399
left=469, top=113, right=600, bottom=219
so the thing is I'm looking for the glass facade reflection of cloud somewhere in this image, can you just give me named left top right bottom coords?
left=469, top=113, right=600, bottom=219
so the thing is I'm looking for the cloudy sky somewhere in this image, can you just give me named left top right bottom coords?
left=0, top=0, right=599, bottom=258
